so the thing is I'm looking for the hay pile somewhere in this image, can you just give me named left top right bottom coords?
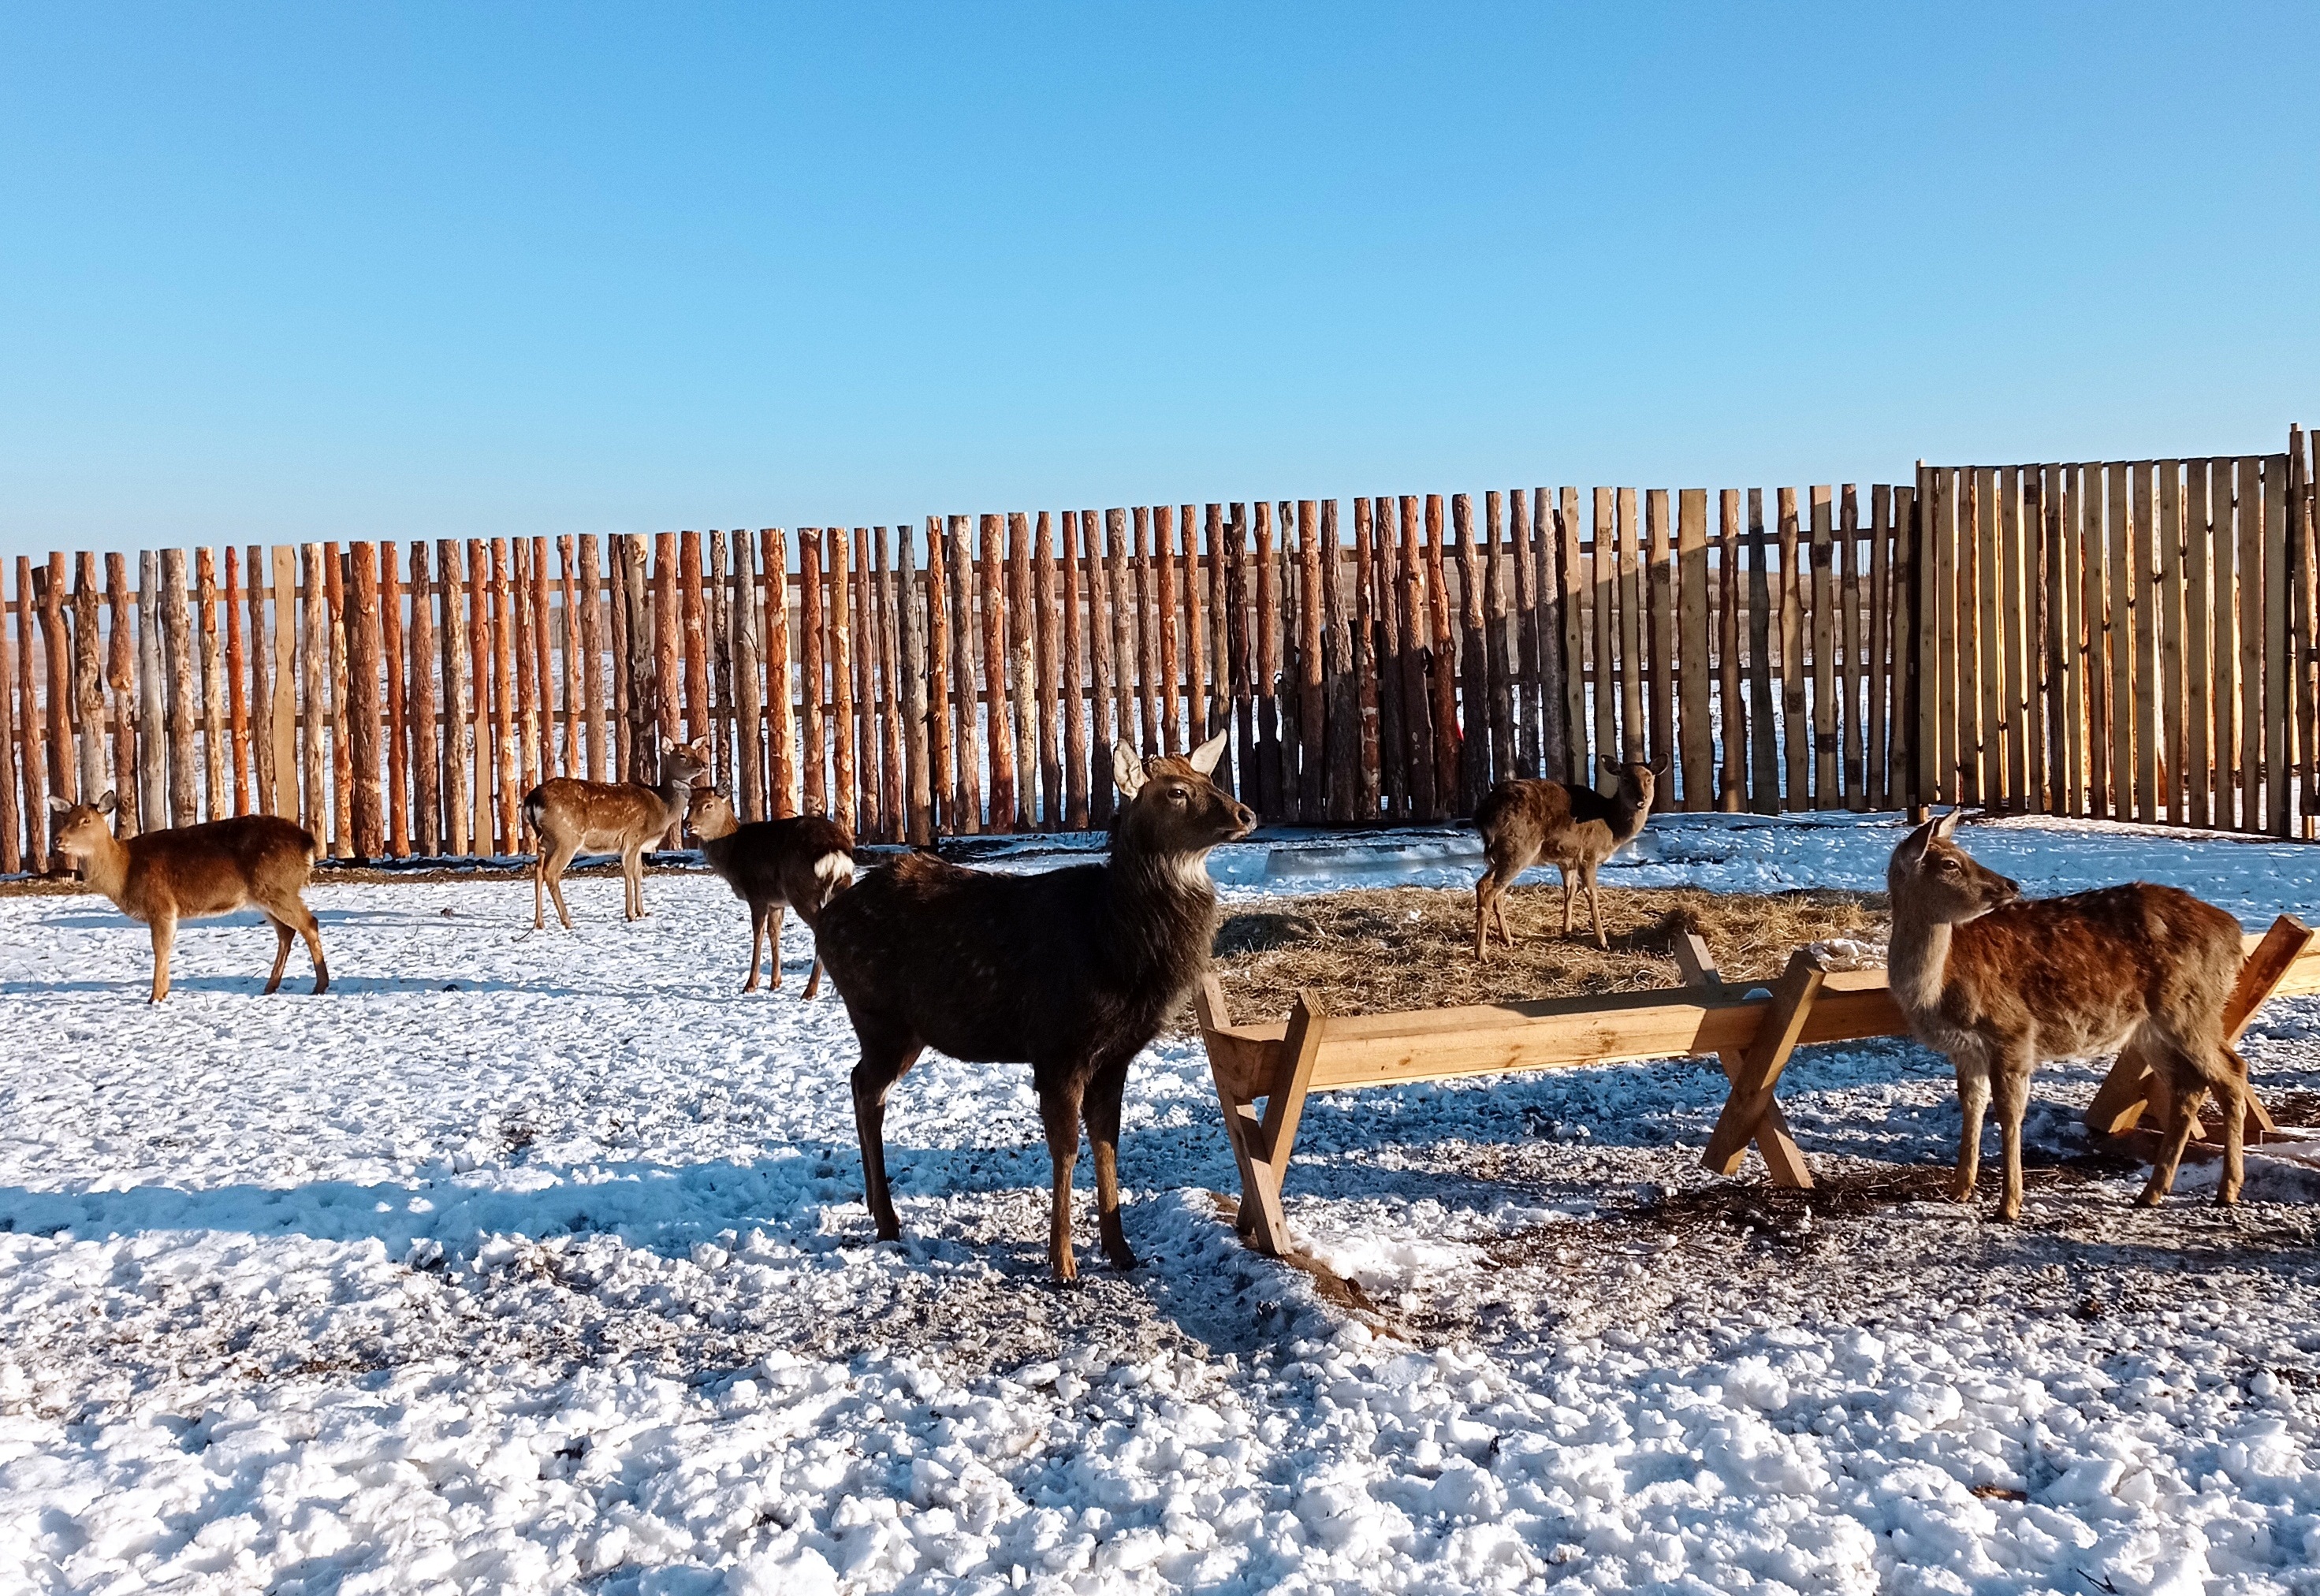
left=1203, top=884, right=1885, bottom=1027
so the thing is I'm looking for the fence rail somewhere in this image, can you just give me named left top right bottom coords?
left=4, top=428, right=2314, bottom=872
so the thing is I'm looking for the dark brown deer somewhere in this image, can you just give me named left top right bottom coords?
left=522, top=738, right=709, bottom=928
left=685, top=787, right=855, bottom=997
left=812, top=731, right=1254, bottom=1282
left=1473, top=757, right=1663, bottom=957
left=1887, top=808, right=2249, bottom=1221
left=47, top=792, right=328, bottom=1003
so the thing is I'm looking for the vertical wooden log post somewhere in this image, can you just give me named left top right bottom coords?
left=762, top=530, right=796, bottom=817
left=1207, top=504, right=1231, bottom=752
left=1353, top=499, right=1383, bottom=818
left=345, top=542, right=384, bottom=858
left=949, top=515, right=983, bottom=832
left=575, top=535, right=606, bottom=787
left=1297, top=500, right=1328, bottom=821
left=1180, top=505, right=1208, bottom=753
left=1811, top=487, right=1840, bottom=808
left=408, top=542, right=438, bottom=856
left=851, top=530, right=878, bottom=835
left=1005, top=513, right=1035, bottom=831
left=557, top=536, right=581, bottom=782
left=924, top=519, right=952, bottom=834
left=1085, top=508, right=1117, bottom=825
left=877, top=530, right=906, bottom=839
left=1034, top=512, right=1063, bottom=824
left=1673, top=489, right=1711, bottom=812
left=679, top=530, right=709, bottom=757
left=71, top=552, right=107, bottom=809
left=470, top=540, right=497, bottom=844
left=1320, top=500, right=1357, bottom=822
left=1717, top=490, right=1746, bottom=811
left=1222, top=505, right=1251, bottom=805
left=1368, top=500, right=1405, bottom=819
left=107, top=554, right=140, bottom=831
left=136, top=553, right=167, bottom=834
left=1868, top=485, right=1893, bottom=810
left=1130, top=506, right=1158, bottom=760
left=1424, top=495, right=1459, bottom=817
left=1746, top=491, right=1778, bottom=811
left=1453, top=494, right=1488, bottom=811
left=1610, top=489, right=1641, bottom=766
left=797, top=530, right=827, bottom=816
left=2, top=563, right=22, bottom=868
left=1482, top=492, right=1517, bottom=788
left=297, top=545, right=328, bottom=842
left=485, top=538, right=516, bottom=850
left=35, top=556, right=73, bottom=824
left=438, top=541, right=471, bottom=856
left=650, top=533, right=682, bottom=817
left=1551, top=488, right=1583, bottom=783
left=156, top=549, right=196, bottom=828
left=1397, top=496, right=1433, bottom=818
left=1108, top=508, right=1137, bottom=780
left=265, top=548, right=293, bottom=823
left=1251, top=502, right=1282, bottom=815
left=608, top=538, right=632, bottom=787
left=732, top=532, right=764, bottom=820
left=899, top=528, right=932, bottom=843
left=380, top=542, right=408, bottom=852
left=1510, top=490, right=1542, bottom=780
left=1060, top=512, right=1087, bottom=830
left=829, top=527, right=856, bottom=835
left=710, top=532, right=735, bottom=791
left=189, top=549, right=222, bottom=819
left=979, top=512, right=1014, bottom=832
left=1156, top=506, right=1182, bottom=760
left=1644, top=493, right=1676, bottom=779
left=1774, top=491, right=1805, bottom=810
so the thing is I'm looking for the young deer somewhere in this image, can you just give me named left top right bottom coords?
left=1473, top=757, right=1663, bottom=957
left=813, top=731, right=1255, bottom=1282
left=47, top=792, right=329, bottom=1003
left=685, top=787, right=855, bottom=998
left=522, top=738, right=709, bottom=929
left=1887, top=809, right=2249, bottom=1221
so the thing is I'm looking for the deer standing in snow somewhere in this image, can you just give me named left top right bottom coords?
left=1473, top=757, right=1663, bottom=957
left=522, top=738, right=709, bottom=928
left=47, top=792, right=329, bottom=1003
left=1886, top=809, right=2249, bottom=1221
left=685, top=787, right=855, bottom=997
left=811, top=731, right=1255, bottom=1282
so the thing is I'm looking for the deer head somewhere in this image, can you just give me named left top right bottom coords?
left=687, top=787, right=741, bottom=843
left=1888, top=808, right=2021, bottom=925
left=1110, top=731, right=1257, bottom=858
left=47, top=790, right=119, bottom=861
left=1596, top=755, right=1666, bottom=807
left=661, top=738, right=711, bottom=787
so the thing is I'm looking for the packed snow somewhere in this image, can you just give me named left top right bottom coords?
left=4, top=814, right=2320, bottom=1594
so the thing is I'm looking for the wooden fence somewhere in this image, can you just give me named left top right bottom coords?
left=2, top=430, right=2312, bottom=872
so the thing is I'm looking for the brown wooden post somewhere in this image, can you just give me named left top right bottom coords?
left=980, top=513, right=1015, bottom=831
left=1320, top=500, right=1357, bottom=822
left=1868, top=485, right=1892, bottom=810
left=608, top=537, right=633, bottom=786
left=876, top=529, right=906, bottom=839
left=1295, top=500, right=1328, bottom=821
left=762, top=530, right=795, bottom=817
left=265, top=548, right=293, bottom=823
left=899, top=527, right=932, bottom=843
left=486, top=538, right=516, bottom=849
left=1608, top=489, right=1638, bottom=765
left=1016, top=510, right=1047, bottom=823
left=437, top=540, right=471, bottom=855
left=1776, top=490, right=1806, bottom=810
left=924, top=518, right=952, bottom=833
left=109, top=553, right=141, bottom=831
left=469, top=540, right=497, bottom=843
left=730, top=532, right=763, bottom=820
left=408, top=541, right=438, bottom=855
left=296, top=545, right=327, bottom=840
left=379, top=542, right=407, bottom=852
left=1249, top=503, right=1280, bottom=813
left=1179, top=505, right=1208, bottom=750
left=1717, top=489, right=1746, bottom=812
left=1353, top=498, right=1383, bottom=818
left=0, top=563, right=20, bottom=870
left=828, top=527, right=855, bottom=833
left=188, top=549, right=222, bottom=819
left=678, top=530, right=709, bottom=753
left=1676, top=489, right=1712, bottom=811
left=17, top=560, right=52, bottom=861
left=575, top=534, right=606, bottom=784
left=1222, top=504, right=1251, bottom=805
left=1397, top=495, right=1433, bottom=817
left=948, top=515, right=982, bottom=832
left=849, top=530, right=876, bottom=834
left=1369, top=497, right=1406, bottom=819
left=1424, top=495, right=1458, bottom=817
left=1839, top=485, right=1865, bottom=810
left=344, top=542, right=384, bottom=858
left=1481, top=491, right=1516, bottom=788
left=35, top=556, right=73, bottom=826
left=1154, top=506, right=1181, bottom=759
left=796, top=530, right=826, bottom=816
left=1205, top=504, right=1229, bottom=750
left=527, top=537, right=554, bottom=783
left=1034, top=512, right=1063, bottom=824
left=1059, top=512, right=1087, bottom=829
left=1450, top=495, right=1487, bottom=809
left=1132, top=507, right=1160, bottom=758
left=156, top=549, right=195, bottom=829
left=1746, top=491, right=1777, bottom=811
left=1108, top=508, right=1137, bottom=776
left=556, top=536, right=580, bottom=781
left=69, top=552, right=106, bottom=810
left=1084, top=508, right=1116, bottom=824
left=1555, top=487, right=1585, bottom=783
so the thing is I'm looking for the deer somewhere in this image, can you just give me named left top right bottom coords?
left=1886, top=808, right=2250, bottom=1222
left=811, top=731, right=1255, bottom=1282
left=1473, top=756, right=1664, bottom=958
left=521, top=738, right=709, bottom=929
left=684, top=787, right=855, bottom=997
left=46, top=792, right=329, bottom=1003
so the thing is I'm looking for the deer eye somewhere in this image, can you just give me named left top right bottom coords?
left=1168, top=788, right=1188, bottom=804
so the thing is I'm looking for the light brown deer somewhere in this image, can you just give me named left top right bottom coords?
left=522, top=738, right=709, bottom=928
left=685, top=787, right=855, bottom=997
left=47, top=792, right=329, bottom=1003
left=1887, top=809, right=2249, bottom=1221
left=812, top=732, right=1255, bottom=1282
left=1473, top=757, right=1663, bottom=957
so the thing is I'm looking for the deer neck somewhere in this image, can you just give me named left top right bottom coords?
left=1885, top=913, right=1953, bottom=1021
left=75, top=830, right=132, bottom=903
left=1104, top=840, right=1219, bottom=991
left=650, top=773, right=694, bottom=828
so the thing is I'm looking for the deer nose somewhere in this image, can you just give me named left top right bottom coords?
left=1228, top=802, right=1257, bottom=836
left=1994, top=873, right=2021, bottom=901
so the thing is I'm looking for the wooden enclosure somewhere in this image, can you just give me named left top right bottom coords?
left=2, top=427, right=2314, bottom=871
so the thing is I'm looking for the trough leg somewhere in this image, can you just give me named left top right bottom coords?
left=1197, top=977, right=1328, bottom=1259
left=1701, top=950, right=1827, bottom=1179
left=1675, top=933, right=1814, bottom=1189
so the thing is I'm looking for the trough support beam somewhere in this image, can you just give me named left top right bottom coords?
left=1701, top=949, right=1826, bottom=1178
left=1676, top=934, right=1814, bottom=1189
left=1198, top=977, right=1327, bottom=1259
left=2084, top=913, right=2305, bottom=1144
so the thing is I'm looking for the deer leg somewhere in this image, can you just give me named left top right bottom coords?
left=743, top=905, right=767, bottom=992
left=1082, top=1058, right=1137, bottom=1271
left=2214, top=1047, right=2249, bottom=1207
left=1473, top=878, right=1495, bottom=960
left=148, top=912, right=177, bottom=1003
left=803, top=951, right=825, bottom=1001
left=532, top=849, right=546, bottom=929
left=262, top=914, right=294, bottom=995
left=1040, top=1075, right=1089, bottom=1283
left=765, top=902, right=788, bottom=990
left=1951, top=1058, right=1990, bottom=1204
left=1992, top=1045, right=2035, bottom=1222
left=851, top=1037, right=922, bottom=1242
left=268, top=893, right=330, bottom=994
left=1584, top=863, right=1607, bottom=951
left=1559, top=866, right=1577, bottom=936
left=542, top=843, right=579, bottom=930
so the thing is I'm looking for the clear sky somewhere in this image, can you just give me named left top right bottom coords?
left=2, top=2, right=2314, bottom=558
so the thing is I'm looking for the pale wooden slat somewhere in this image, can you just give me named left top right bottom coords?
left=1676, top=488, right=1711, bottom=810
left=1778, top=487, right=1807, bottom=810
left=2236, top=457, right=2263, bottom=830
left=1748, top=488, right=1778, bottom=811
left=2158, top=462, right=2186, bottom=824
left=1838, top=485, right=1864, bottom=809
left=2264, top=453, right=2293, bottom=835
left=1644, top=488, right=1675, bottom=779
left=1810, top=485, right=1836, bottom=806
left=2184, top=462, right=2213, bottom=828
left=2131, top=463, right=2159, bottom=823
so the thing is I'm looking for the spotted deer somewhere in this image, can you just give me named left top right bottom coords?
left=1887, top=809, right=2249, bottom=1221
left=1473, top=757, right=1663, bottom=957
left=47, top=792, right=329, bottom=1003
left=811, top=731, right=1255, bottom=1282
left=521, top=738, right=709, bottom=928
left=685, top=787, right=855, bottom=997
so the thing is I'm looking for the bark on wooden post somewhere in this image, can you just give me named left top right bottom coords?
left=1746, top=492, right=1778, bottom=812
left=1352, top=500, right=1382, bottom=819
left=1481, top=494, right=1517, bottom=790
left=326, top=548, right=354, bottom=853
left=1454, top=495, right=1489, bottom=810
left=1108, top=508, right=1137, bottom=776
left=468, top=540, right=496, bottom=844
left=1250, top=503, right=1280, bottom=814
left=297, top=545, right=327, bottom=840
left=1, top=565, right=20, bottom=871
left=1034, top=512, right=1062, bottom=823
left=530, top=538, right=555, bottom=783
left=1397, top=496, right=1433, bottom=818
left=557, top=536, right=580, bottom=781
left=107, top=553, right=140, bottom=831
left=1008, top=512, right=1037, bottom=831
left=798, top=530, right=826, bottom=816
left=408, top=542, right=438, bottom=855
left=1132, top=507, right=1159, bottom=758
left=73, top=552, right=107, bottom=808
left=1223, top=505, right=1252, bottom=806
left=899, top=529, right=932, bottom=843
left=1718, top=489, right=1747, bottom=812
left=1555, top=488, right=1585, bottom=783
left=136, top=553, right=167, bottom=832
left=948, top=515, right=982, bottom=832
left=1295, top=500, right=1328, bottom=821
left=486, top=538, right=517, bottom=849
left=218, top=549, right=245, bottom=814
left=1060, top=512, right=1087, bottom=829
left=1205, top=504, right=1229, bottom=748
left=438, top=540, right=471, bottom=856
left=579, top=535, right=609, bottom=785
left=1506, top=490, right=1538, bottom=782
left=924, top=519, right=952, bottom=833
left=708, top=530, right=733, bottom=805
left=829, top=526, right=856, bottom=835
left=1154, top=507, right=1181, bottom=759
left=380, top=542, right=407, bottom=851
left=268, top=548, right=295, bottom=822
left=1320, top=500, right=1356, bottom=821
left=190, top=549, right=223, bottom=820
left=1425, top=495, right=1459, bottom=818
left=158, top=549, right=196, bottom=828
left=732, top=532, right=764, bottom=820
left=37, top=556, right=74, bottom=820
left=1086, top=508, right=1118, bottom=824
left=680, top=530, right=709, bottom=749
left=512, top=539, right=538, bottom=792
left=762, top=530, right=796, bottom=817
left=875, top=530, right=905, bottom=839
left=345, top=542, right=384, bottom=858
left=1181, top=506, right=1208, bottom=750
left=978, top=514, right=1013, bottom=832
left=1678, top=489, right=1713, bottom=812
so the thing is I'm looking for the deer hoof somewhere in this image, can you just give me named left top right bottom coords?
left=1949, top=1178, right=1976, bottom=1204
left=2132, top=1184, right=2165, bottom=1208
left=1997, top=1201, right=2023, bottom=1223
left=2216, top=1184, right=2242, bottom=1207
left=1106, top=1246, right=1141, bottom=1273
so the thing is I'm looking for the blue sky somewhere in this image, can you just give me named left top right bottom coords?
left=2, top=2, right=2314, bottom=556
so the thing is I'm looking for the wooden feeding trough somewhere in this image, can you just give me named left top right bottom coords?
left=1195, top=915, right=2320, bottom=1258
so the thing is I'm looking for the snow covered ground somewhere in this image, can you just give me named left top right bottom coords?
left=4, top=815, right=2320, bottom=1594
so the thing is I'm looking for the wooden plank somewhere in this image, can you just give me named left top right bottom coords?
left=853, top=529, right=880, bottom=835
left=924, top=517, right=955, bottom=831
left=1109, top=507, right=1140, bottom=787
left=713, top=532, right=737, bottom=794
left=405, top=543, right=437, bottom=854
left=157, top=548, right=196, bottom=828
left=556, top=536, right=581, bottom=783
left=1180, top=506, right=1208, bottom=761
left=1615, top=486, right=1645, bottom=765
left=2087, top=917, right=2311, bottom=1139
left=436, top=542, right=469, bottom=854
left=621, top=536, right=654, bottom=791
left=2038, top=470, right=2065, bottom=814
left=234, top=549, right=264, bottom=822
left=2265, top=453, right=2293, bottom=835
left=1318, top=500, right=1355, bottom=820
left=1156, top=506, right=1183, bottom=761
left=1778, top=489, right=1807, bottom=810
left=1965, top=468, right=1994, bottom=805
left=2235, top=456, right=2263, bottom=830
left=1644, top=489, right=1676, bottom=783
left=2156, top=463, right=2185, bottom=824
left=2099, top=462, right=2130, bottom=821
left=1892, top=482, right=1921, bottom=811
left=1251, top=502, right=1282, bottom=813
left=1454, top=493, right=1489, bottom=811
left=793, top=530, right=824, bottom=815
left=874, top=530, right=903, bottom=839
left=12, top=560, right=43, bottom=862
left=2299, top=433, right=2320, bottom=838
left=1279, top=500, right=1303, bottom=811
left=1221, top=504, right=1252, bottom=805
left=2128, top=463, right=2158, bottom=823
left=1006, top=512, right=1035, bottom=829
left=674, top=530, right=706, bottom=753
left=830, top=533, right=858, bottom=839
left=1553, top=488, right=1584, bottom=783
left=1369, top=499, right=1406, bottom=817
left=1203, top=503, right=1229, bottom=752
left=2057, top=470, right=2085, bottom=818
left=1297, top=500, right=1329, bottom=818
left=1677, top=488, right=1711, bottom=811
left=1867, top=485, right=1891, bottom=809
left=1128, top=507, right=1156, bottom=761
left=898, top=528, right=931, bottom=843
left=1717, top=489, right=1745, bottom=812
left=1675, top=939, right=1812, bottom=1186
left=575, top=534, right=606, bottom=785
left=1589, top=488, right=1616, bottom=776
left=2, top=561, right=24, bottom=867
left=1810, top=486, right=1837, bottom=808
left=1747, top=489, right=1777, bottom=811
left=1928, top=467, right=1956, bottom=806
left=1508, top=489, right=1540, bottom=779
left=2080, top=468, right=2110, bottom=820
left=511, top=538, right=540, bottom=795
left=531, top=538, right=557, bottom=785
left=1056, top=511, right=1085, bottom=830
left=1996, top=468, right=2026, bottom=809
left=1424, top=494, right=1459, bottom=817
left=296, top=545, right=326, bottom=841
left=726, top=533, right=760, bottom=817
left=344, top=542, right=383, bottom=858
left=72, top=553, right=109, bottom=809
left=1477, top=493, right=1513, bottom=791
left=1397, top=495, right=1432, bottom=815
left=37, top=554, right=75, bottom=819
left=2210, top=466, right=2237, bottom=826
left=756, top=530, right=791, bottom=817
left=2183, top=463, right=2213, bottom=827
left=487, top=538, right=517, bottom=848
left=381, top=542, right=407, bottom=851
left=108, top=552, right=140, bottom=832
left=1350, top=500, right=1382, bottom=817
left=132, top=553, right=162, bottom=835
left=1703, top=953, right=1829, bottom=1175
left=1838, top=486, right=1864, bottom=809
left=948, top=515, right=982, bottom=831
left=1023, top=512, right=1058, bottom=825
left=1083, top=508, right=1115, bottom=824
left=607, top=537, right=631, bottom=787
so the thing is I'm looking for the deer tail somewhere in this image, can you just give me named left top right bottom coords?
left=519, top=787, right=547, bottom=841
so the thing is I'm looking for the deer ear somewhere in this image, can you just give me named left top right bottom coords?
left=96, top=791, right=118, bottom=815
left=1187, top=729, right=1229, bottom=776
left=45, top=795, right=70, bottom=813
left=1649, top=755, right=1670, bottom=776
left=1599, top=755, right=1620, bottom=775
left=1111, top=741, right=1146, bottom=797
left=1931, top=807, right=1964, bottom=841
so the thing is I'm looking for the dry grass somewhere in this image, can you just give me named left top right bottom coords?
left=1205, top=884, right=1885, bottom=1026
